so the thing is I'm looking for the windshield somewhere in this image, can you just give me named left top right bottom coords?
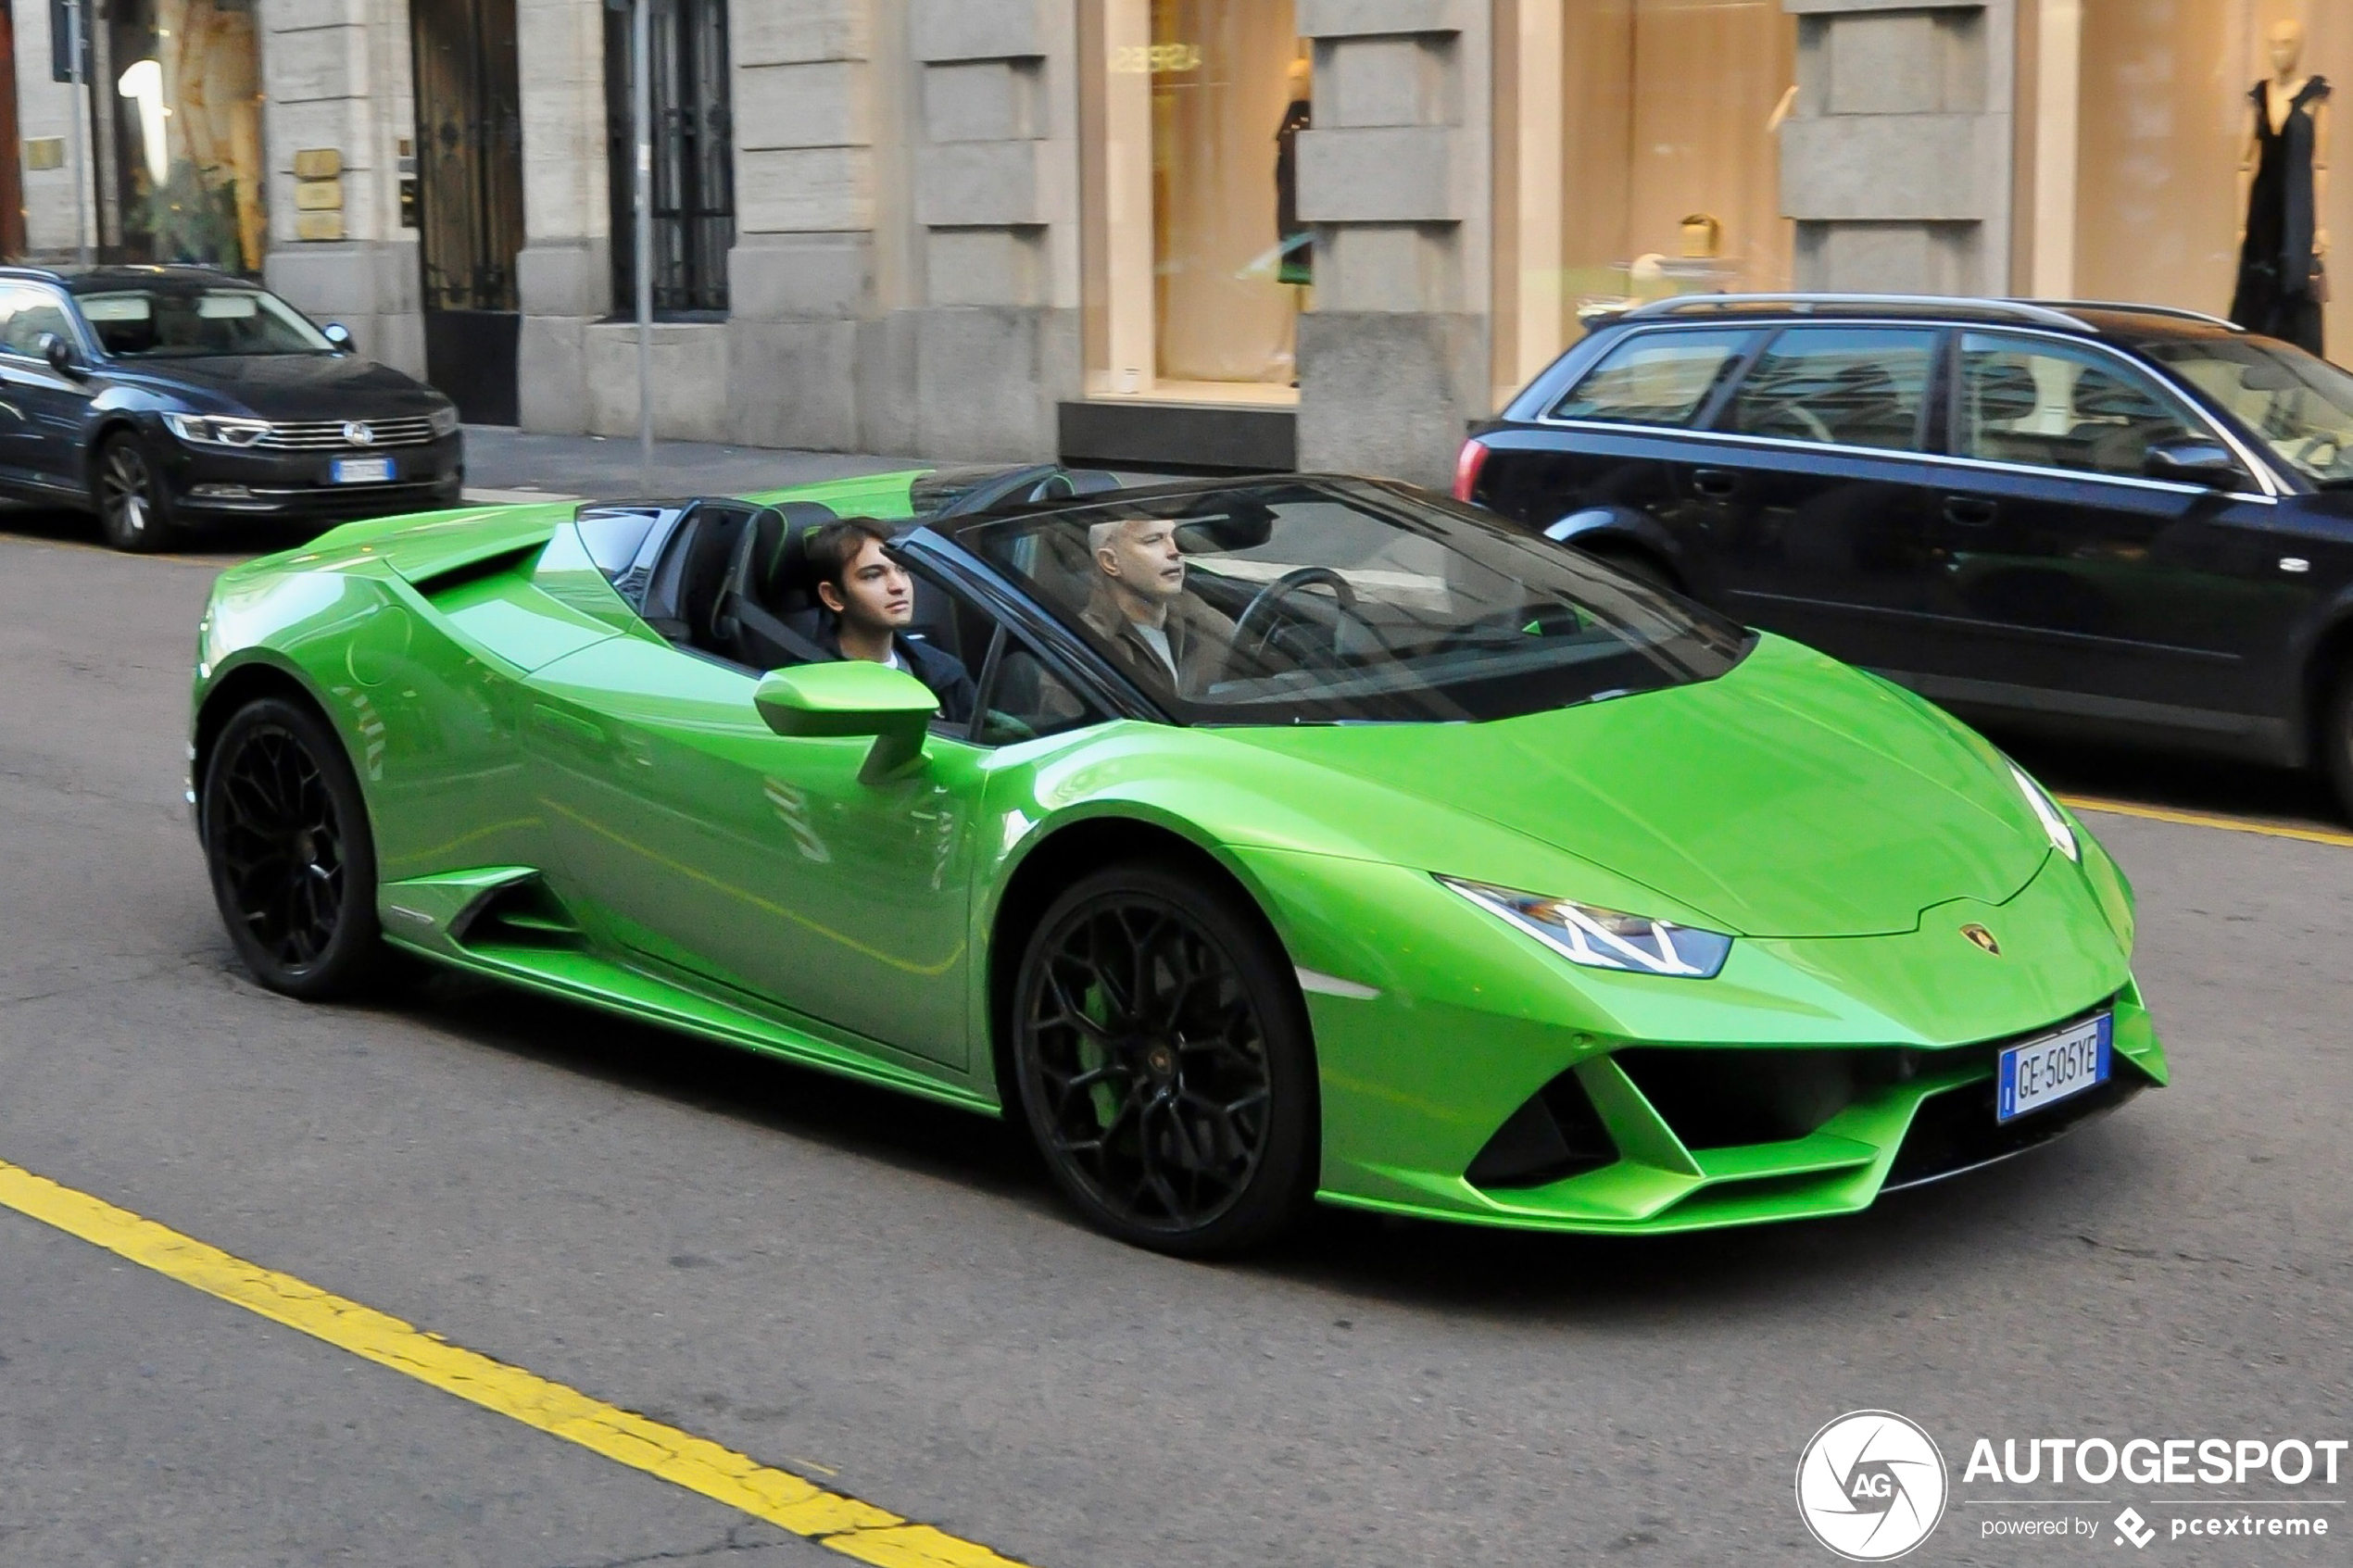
left=2144, top=336, right=2353, bottom=486
left=962, top=479, right=1752, bottom=724
left=75, top=285, right=333, bottom=358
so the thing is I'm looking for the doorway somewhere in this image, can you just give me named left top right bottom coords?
left=411, top=0, right=522, bottom=422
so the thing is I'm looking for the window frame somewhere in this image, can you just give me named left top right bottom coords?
left=0, top=282, right=94, bottom=363
left=1707, top=322, right=1945, bottom=455
left=1943, top=328, right=2274, bottom=497
left=1541, top=325, right=1762, bottom=431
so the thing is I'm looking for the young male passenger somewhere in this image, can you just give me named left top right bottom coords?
left=806, top=517, right=976, bottom=724
left=1081, top=516, right=1231, bottom=695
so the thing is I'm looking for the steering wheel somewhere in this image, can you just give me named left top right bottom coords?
left=1229, top=566, right=1360, bottom=666
left=1751, top=402, right=1834, bottom=444
left=2287, top=432, right=2346, bottom=474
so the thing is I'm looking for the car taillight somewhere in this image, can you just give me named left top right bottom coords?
left=1453, top=437, right=1491, bottom=503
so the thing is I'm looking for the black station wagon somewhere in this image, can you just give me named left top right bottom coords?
left=1457, top=294, right=2353, bottom=817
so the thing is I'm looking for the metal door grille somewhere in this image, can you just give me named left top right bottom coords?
left=606, top=0, right=734, bottom=315
left=412, top=0, right=522, bottom=311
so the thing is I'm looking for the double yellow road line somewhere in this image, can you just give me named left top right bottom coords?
left=0, top=1158, right=1032, bottom=1568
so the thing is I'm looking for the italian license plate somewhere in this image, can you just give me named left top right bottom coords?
left=1996, top=1013, right=2112, bottom=1123
left=331, top=457, right=394, bottom=484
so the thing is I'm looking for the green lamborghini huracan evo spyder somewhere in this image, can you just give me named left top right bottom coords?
left=189, top=464, right=2166, bottom=1253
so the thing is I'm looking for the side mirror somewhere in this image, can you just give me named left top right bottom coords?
left=38, top=332, right=79, bottom=376
left=2143, top=437, right=2241, bottom=489
left=753, top=661, right=938, bottom=784
left=321, top=322, right=354, bottom=352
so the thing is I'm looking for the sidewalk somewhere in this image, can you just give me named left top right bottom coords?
left=458, top=426, right=933, bottom=505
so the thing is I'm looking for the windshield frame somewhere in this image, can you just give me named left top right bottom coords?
left=69, top=282, right=337, bottom=360
left=2136, top=332, right=2353, bottom=490
left=945, top=475, right=1756, bottom=729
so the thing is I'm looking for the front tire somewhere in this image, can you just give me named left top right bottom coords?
left=200, top=696, right=387, bottom=998
left=1011, top=862, right=1317, bottom=1256
left=94, top=432, right=182, bottom=552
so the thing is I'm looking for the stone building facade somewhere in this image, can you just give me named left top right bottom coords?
left=13, top=1, right=2350, bottom=487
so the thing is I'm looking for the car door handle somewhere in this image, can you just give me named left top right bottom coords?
left=1943, top=496, right=1997, bottom=526
left=1690, top=468, right=1741, bottom=498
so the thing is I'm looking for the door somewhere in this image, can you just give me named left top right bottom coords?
left=1492, top=325, right=1758, bottom=599
left=0, top=283, right=96, bottom=495
left=1918, top=331, right=2307, bottom=731
left=411, top=0, right=523, bottom=422
left=525, top=634, right=985, bottom=1068
left=1690, top=324, right=1947, bottom=668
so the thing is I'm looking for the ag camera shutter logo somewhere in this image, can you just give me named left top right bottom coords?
left=1796, top=1411, right=1950, bottom=1561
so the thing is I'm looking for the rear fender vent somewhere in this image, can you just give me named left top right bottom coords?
left=407, top=543, right=545, bottom=604
left=453, top=877, right=585, bottom=951
left=1466, top=1071, right=1618, bottom=1190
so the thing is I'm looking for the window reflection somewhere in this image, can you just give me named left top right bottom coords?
left=107, top=0, right=266, bottom=273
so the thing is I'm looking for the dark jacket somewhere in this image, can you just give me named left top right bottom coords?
left=815, top=625, right=977, bottom=725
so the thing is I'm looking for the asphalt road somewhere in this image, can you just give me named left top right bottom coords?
left=1, top=521, right=2348, bottom=1568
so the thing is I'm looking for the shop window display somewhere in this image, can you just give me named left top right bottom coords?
left=1493, top=0, right=1796, bottom=401
left=2055, top=3, right=2350, bottom=360
left=106, top=0, right=264, bottom=273
left=1082, top=0, right=1306, bottom=404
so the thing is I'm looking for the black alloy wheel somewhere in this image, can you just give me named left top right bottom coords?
left=201, top=697, right=386, bottom=998
left=2324, top=667, right=2353, bottom=825
left=95, top=432, right=182, bottom=552
left=1012, top=863, right=1317, bottom=1255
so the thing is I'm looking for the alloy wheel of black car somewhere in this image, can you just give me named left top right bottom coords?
left=201, top=697, right=386, bottom=998
left=2324, top=669, right=2353, bottom=825
left=95, top=433, right=181, bottom=553
left=1013, top=864, right=1316, bottom=1255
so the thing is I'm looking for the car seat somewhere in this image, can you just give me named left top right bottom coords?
left=714, top=500, right=840, bottom=670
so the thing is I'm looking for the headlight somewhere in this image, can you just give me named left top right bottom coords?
left=1440, top=876, right=1733, bottom=979
left=2009, top=764, right=2078, bottom=861
left=162, top=412, right=271, bottom=448
left=427, top=405, right=461, bottom=437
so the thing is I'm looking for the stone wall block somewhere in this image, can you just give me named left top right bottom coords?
left=519, top=317, right=591, bottom=434
left=923, top=58, right=1040, bottom=144
left=729, top=232, right=876, bottom=320
left=584, top=321, right=731, bottom=442
left=1321, top=35, right=1448, bottom=128
left=734, top=0, right=870, bottom=68
left=1295, top=311, right=1485, bottom=485
left=736, top=59, right=872, bottom=151
left=1824, top=11, right=1942, bottom=113
left=926, top=227, right=1042, bottom=307
left=729, top=320, right=862, bottom=448
left=910, top=0, right=1049, bottom=64
left=915, top=141, right=1047, bottom=228
left=1780, top=113, right=1991, bottom=221
left=1295, top=127, right=1460, bottom=223
left=267, top=24, right=369, bottom=104
left=736, top=146, right=875, bottom=233
left=517, top=238, right=611, bottom=318
left=1296, top=0, right=1466, bottom=39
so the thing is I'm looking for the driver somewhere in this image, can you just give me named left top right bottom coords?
left=806, top=517, right=976, bottom=723
left=1080, top=516, right=1231, bottom=695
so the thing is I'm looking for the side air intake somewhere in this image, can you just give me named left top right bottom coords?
left=1466, top=1070, right=1618, bottom=1190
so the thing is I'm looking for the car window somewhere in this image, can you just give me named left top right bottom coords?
left=1548, top=329, right=1754, bottom=427
left=2141, top=336, right=2353, bottom=487
left=974, top=637, right=1103, bottom=746
left=73, top=285, right=332, bottom=358
left=1725, top=327, right=1937, bottom=451
left=0, top=285, right=76, bottom=358
left=1956, top=332, right=2203, bottom=478
left=961, top=478, right=1752, bottom=726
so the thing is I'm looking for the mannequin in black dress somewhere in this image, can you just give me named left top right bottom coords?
left=2231, top=19, right=2332, bottom=354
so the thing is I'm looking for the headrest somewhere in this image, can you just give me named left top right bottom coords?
left=1970, top=358, right=2042, bottom=425
left=747, top=500, right=843, bottom=612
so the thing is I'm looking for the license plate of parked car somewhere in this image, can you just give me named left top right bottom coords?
left=331, top=458, right=395, bottom=484
left=1996, top=1014, right=2111, bottom=1123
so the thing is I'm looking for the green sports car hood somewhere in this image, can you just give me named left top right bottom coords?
left=1213, top=636, right=2050, bottom=940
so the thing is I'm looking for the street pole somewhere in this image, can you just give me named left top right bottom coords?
left=633, top=0, right=652, bottom=495
left=65, top=0, right=90, bottom=266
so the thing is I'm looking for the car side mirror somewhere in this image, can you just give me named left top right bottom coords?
left=38, top=332, right=79, bottom=376
left=321, top=322, right=353, bottom=352
left=753, top=661, right=938, bottom=784
left=2143, top=437, right=2241, bottom=489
